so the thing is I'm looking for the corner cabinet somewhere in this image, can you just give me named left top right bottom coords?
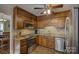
left=13, top=6, right=37, bottom=29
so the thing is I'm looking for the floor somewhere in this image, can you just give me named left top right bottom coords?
left=0, top=45, right=63, bottom=54
left=31, top=46, right=64, bottom=54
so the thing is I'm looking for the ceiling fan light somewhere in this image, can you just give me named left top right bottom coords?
left=47, top=9, right=51, bottom=14
left=43, top=11, right=46, bottom=14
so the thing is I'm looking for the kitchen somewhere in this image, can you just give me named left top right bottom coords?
left=13, top=4, right=73, bottom=54
left=0, top=4, right=78, bottom=54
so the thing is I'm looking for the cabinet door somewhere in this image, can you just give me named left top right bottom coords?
left=13, top=7, right=36, bottom=29
left=20, top=39, right=28, bottom=54
left=16, top=16, right=24, bottom=29
left=46, top=37, right=55, bottom=49
left=36, top=36, right=42, bottom=45
left=41, top=36, right=47, bottom=47
left=37, top=20, right=45, bottom=29
left=38, top=36, right=42, bottom=45
left=36, top=36, right=39, bottom=44
left=51, top=17, right=65, bottom=28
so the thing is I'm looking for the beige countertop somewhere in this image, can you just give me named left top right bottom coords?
left=15, top=34, right=36, bottom=41
left=15, top=33, right=65, bottom=41
left=15, top=36, right=29, bottom=41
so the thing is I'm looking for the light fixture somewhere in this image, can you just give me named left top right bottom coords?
left=43, top=9, right=51, bottom=15
left=0, top=18, right=7, bottom=21
left=43, top=11, right=46, bottom=14
left=47, top=9, right=51, bottom=14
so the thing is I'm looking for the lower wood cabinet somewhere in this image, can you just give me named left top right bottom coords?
left=41, top=36, right=47, bottom=47
left=20, top=39, right=28, bottom=54
left=36, top=36, right=42, bottom=45
left=46, top=37, right=55, bottom=49
left=38, top=36, right=42, bottom=45
left=36, top=35, right=55, bottom=49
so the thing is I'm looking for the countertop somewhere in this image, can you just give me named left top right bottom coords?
left=15, top=34, right=65, bottom=41
left=15, top=34, right=36, bottom=41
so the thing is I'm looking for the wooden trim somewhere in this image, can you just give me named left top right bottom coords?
left=54, top=10, right=71, bottom=14
left=48, top=4, right=63, bottom=8
left=14, top=6, right=37, bottom=17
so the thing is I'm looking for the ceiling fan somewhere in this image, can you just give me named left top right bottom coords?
left=34, top=4, right=63, bottom=15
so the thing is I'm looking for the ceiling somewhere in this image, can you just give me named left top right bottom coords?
left=0, top=4, right=79, bottom=16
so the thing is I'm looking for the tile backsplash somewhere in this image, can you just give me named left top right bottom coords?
left=20, top=29, right=34, bottom=36
left=37, top=26, right=65, bottom=37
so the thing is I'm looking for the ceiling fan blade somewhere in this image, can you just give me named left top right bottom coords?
left=40, top=10, right=44, bottom=14
left=34, top=8, right=44, bottom=9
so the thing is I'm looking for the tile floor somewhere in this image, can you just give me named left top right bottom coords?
left=31, top=46, right=64, bottom=54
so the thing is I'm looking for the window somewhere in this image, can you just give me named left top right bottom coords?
left=0, top=22, right=4, bottom=35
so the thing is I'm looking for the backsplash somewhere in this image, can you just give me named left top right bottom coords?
left=20, top=29, right=35, bottom=36
left=14, top=29, right=35, bottom=38
left=37, top=26, right=65, bottom=37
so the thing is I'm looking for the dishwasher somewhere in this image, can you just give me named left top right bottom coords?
left=55, top=37, right=64, bottom=52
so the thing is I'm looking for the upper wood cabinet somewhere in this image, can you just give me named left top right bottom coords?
left=37, top=10, right=70, bottom=29
left=13, top=7, right=37, bottom=29
left=37, top=20, right=45, bottom=29
left=51, top=17, right=66, bottom=28
left=54, top=10, right=70, bottom=17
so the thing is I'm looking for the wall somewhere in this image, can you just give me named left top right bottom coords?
left=4, top=20, right=10, bottom=32
left=0, top=12, right=10, bottom=32
left=0, top=21, right=10, bottom=32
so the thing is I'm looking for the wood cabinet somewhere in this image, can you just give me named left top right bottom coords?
left=36, top=35, right=55, bottom=49
left=36, top=36, right=38, bottom=44
left=54, top=10, right=70, bottom=17
left=37, top=20, right=47, bottom=29
left=37, top=16, right=50, bottom=29
left=37, top=10, right=70, bottom=29
left=13, top=6, right=37, bottom=29
left=36, top=36, right=42, bottom=45
left=41, top=36, right=47, bottom=47
left=20, top=39, right=28, bottom=54
left=16, top=16, right=24, bottom=29
left=51, top=17, right=65, bottom=28
left=46, top=37, right=55, bottom=49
